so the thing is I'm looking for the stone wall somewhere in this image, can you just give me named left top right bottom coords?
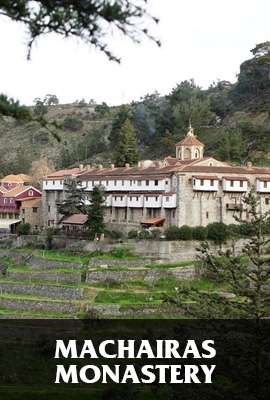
left=7, top=270, right=82, bottom=284
left=86, top=266, right=195, bottom=284
left=0, top=298, right=80, bottom=313
left=0, top=282, right=83, bottom=300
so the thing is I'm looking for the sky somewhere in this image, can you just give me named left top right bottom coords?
left=0, top=0, right=270, bottom=106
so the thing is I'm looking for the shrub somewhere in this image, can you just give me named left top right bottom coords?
left=63, top=116, right=83, bottom=132
left=17, top=223, right=31, bottom=235
left=164, top=226, right=181, bottom=240
left=207, top=222, right=229, bottom=243
left=150, top=228, right=162, bottom=240
left=128, top=230, right=138, bottom=239
left=192, top=226, right=208, bottom=241
left=138, top=230, right=152, bottom=240
left=178, top=225, right=193, bottom=241
left=110, top=245, right=132, bottom=258
left=227, top=224, right=241, bottom=237
left=238, top=223, right=255, bottom=237
left=105, top=230, right=123, bottom=239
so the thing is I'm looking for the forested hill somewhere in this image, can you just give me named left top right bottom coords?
left=1, top=42, right=270, bottom=176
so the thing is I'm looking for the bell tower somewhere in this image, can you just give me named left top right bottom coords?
left=175, top=125, right=204, bottom=161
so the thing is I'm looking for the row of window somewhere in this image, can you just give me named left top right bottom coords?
left=195, top=179, right=246, bottom=187
left=47, top=179, right=170, bottom=187
left=112, top=196, right=172, bottom=202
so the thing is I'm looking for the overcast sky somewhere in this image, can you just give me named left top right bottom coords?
left=0, top=0, right=269, bottom=106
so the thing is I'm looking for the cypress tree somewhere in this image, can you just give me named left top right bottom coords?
left=113, top=119, right=139, bottom=167
left=84, top=186, right=105, bottom=239
left=57, top=178, right=85, bottom=218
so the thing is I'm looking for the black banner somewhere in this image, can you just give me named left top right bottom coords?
left=0, top=319, right=269, bottom=399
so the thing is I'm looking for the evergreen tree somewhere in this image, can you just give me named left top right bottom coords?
left=84, top=186, right=105, bottom=239
left=165, top=189, right=270, bottom=319
left=109, top=106, right=133, bottom=148
left=113, top=119, right=139, bottom=167
left=57, top=178, right=85, bottom=218
left=161, top=129, right=175, bottom=156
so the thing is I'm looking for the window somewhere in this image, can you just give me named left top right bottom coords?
left=136, top=196, right=139, bottom=201
left=264, top=181, right=268, bottom=188
left=166, top=197, right=169, bottom=202
left=130, top=180, right=132, bottom=186
left=122, top=180, right=124, bottom=186
left=240, top=181, right=244, bottom=187
left=146, top=196, right=149, bottom=201
left=146, top=180, right=149, bottom=186
left=53, top=181, right=55, bottom=185
left=106, top=181, right=109, bottom=186
left=210, top=180, right=214, bottom=186
left=200, top=179, right=204, bottom=186
left=230, top=180, right=234, bottom=187
left=22, top=209, right=25, bottom=214
left=33, top=207, right=38, bottom=213
left=206, top=212, right=209, bottom=219
left=138, top=180, right=142, bottom=186
left=266, top=198, right=269, bottom=205
left=48, top=205, right=51, bottom=212
left=9, top=198, right=13, bottom=203
left=154, top=180, right=158, bottom=186
left=114, top=196, right=117, bottom=201
left=29, top=190, right=34, bottom=196
left=165, top=180, right=169, bottom=185
left=114, top=180, right=117, bottom=186
left=155, top=196, right=158, bottom=201
left=4, top=198, right=7, bottom=204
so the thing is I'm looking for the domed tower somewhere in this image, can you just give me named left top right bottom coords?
left=175, top=125, right=204, bottom=161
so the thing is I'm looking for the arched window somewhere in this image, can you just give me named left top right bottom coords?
left=184, top=148, right=191, bottom=160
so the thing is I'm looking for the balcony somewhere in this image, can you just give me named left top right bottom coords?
left=223, top=178, right=248, bottom=192
left=192, top=177, right=219, bottom=192
left=256, top=179, right=270, bottom=193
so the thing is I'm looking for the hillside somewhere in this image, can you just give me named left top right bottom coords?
left=1, top=43, right=270, bottom=174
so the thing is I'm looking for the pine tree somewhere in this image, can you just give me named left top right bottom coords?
left=113, top=119, right=139, bottom=167
left=84, top=186, right=105, bottom=240
left=57, top=178, right=85, bottom=218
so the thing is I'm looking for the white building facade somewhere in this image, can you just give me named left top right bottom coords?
left=42, top=127, right=270, bottom=231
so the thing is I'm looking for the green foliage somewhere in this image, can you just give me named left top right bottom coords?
left=94, top=102, right=110, bottom=118
left=217, top=130, right=246, bottom=163
left=84, top=186, right=105, bottom=239
left=192, top=226, right=208, bottom=241
left=164, top=226, right=182, bottom=240
left=0, top=94, right=31, bottom=120
left=105, top=230, right=123, bottom=240
left=57, top=178, right=85, bottom=217
left=109, top=105, right=133, bottom=148
left=33, top=97, right=48, bottom=117
left=17, top=223, right=31, bottom=236
left=113, top=119, right=139, bottom=166
left=2, top=1, right=159, bottom=62
left=207, top=222, right=229, bottom=243
left=128, top=230, right=138, bottom=239
left=110, top=245, right=133, bottom=259
left=62, top=116, right=84, bottom=132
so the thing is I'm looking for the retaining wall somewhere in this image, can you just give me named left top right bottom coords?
left=0, top=282, right=83, bottom=300
left=7, top=270, right=82, bottom=284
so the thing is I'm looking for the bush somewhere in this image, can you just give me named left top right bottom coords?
left=164, top=226, right=181, bottom=240
left=207, top=222, right=229, bottom=243
left=192, top=226, right=208, bottom=241
left=227, top=224, right=241, bottom=237
left=138, top=230, right=152, bottom=240
left=178, top=225, right=193, bottom=241
left=63, top=116, right=83, bottom=132
left=110, top=245, right=132, bottom=258
left=17, top=223, right=31, bottom=235
left=128, top=230, right=138, bottom=239
left=150, top=228, right=162, bottom=240
left=105, top=230, right=123, bottom=239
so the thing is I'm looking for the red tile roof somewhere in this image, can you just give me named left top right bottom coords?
left=62, top=214, right=88, bottom=225
left=141, top=217, right=165, bottom=226
left=175, top=136, right=204, bottom=147
left=223, top=176, right=249, bottom=181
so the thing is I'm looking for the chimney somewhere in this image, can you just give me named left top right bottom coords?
left=125, top=163, right=130, bottom=168
left=246, top=161, right=253, bottom=169
left=79, top=164, right=84, bottom=171
left=86, top=164, right=91, bottom=171
left=111, top=164, right=115, bottom=169
left=138, top=161, right=143, bottom=168
left=98, top=164, right=103, bottom=169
